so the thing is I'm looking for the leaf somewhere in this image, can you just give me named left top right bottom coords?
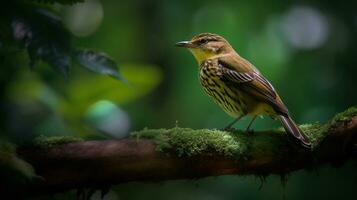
left=0, top=152, right=38, bottom=184
left=28, top=41, right=71, bottom=76
left=11, top=8, right=72, bottom=77
left=11, top=18, right=32, bottom=46
left=0, top=140, right=39, bottom=185
left=63, top=64, right=163, bottom=117
left=74, top=48, right=125, bottom=81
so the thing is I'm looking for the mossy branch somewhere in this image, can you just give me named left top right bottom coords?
left=8, top=107, right=357, bottom=196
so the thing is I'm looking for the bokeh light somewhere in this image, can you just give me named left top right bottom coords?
left=281, top=5, right=329, bottom=50
left=86, top=100, right=130, bottom=139
left=62, top=0, right=103, bottom=37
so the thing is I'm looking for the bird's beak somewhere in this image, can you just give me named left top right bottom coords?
left=175, top=41, right=195, bottom=48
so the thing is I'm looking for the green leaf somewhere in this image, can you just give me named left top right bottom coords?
left=11, top=8, right=72, bottom=77
left=62, top=64, right=162, bottom=116
left=74, top=48, right=124, bottom=81
left=0, top=140, right=38, bottom=185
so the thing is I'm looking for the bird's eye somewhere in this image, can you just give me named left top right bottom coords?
left=200, top=39, right=208, bottom=44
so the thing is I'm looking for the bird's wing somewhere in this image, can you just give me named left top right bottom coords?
left=221, top=67, right=255, bottom=83
left=218, top=58, right=289, bottom=116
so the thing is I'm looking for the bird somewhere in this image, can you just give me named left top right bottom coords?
left=175, top=33, right=310, bottom=148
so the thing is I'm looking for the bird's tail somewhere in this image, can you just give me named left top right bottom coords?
left=279, top=115, right=311, bottom=148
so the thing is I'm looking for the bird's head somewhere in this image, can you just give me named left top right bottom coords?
left=176, top=33, right=233, bottom=64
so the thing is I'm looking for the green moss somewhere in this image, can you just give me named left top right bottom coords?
left=330, top=106, right=357, bottom=124
left=132, top=127, right=248, bottom=157
left=132, top=125, right=321, bottom=157
left=132, top=106, right=357, bottom=156
left=33, top=135, right=83, bottom=148
left=300, top=106, right=357, bottom=148
left=132, top=127, right=295, bottom=158
left=300, top=123, right=325, bottom=148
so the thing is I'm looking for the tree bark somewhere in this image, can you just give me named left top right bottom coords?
left=7, top=108, right=357, bottom=196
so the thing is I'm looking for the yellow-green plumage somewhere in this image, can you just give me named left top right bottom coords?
left=199, top=59, right=246, bottom=118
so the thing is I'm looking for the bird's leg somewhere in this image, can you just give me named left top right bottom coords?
left=245, top=115, right=257, bottom=134
left=224, top=115, right=243, bottom=131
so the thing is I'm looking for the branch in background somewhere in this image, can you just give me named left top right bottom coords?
left=6, top=107, right=357, bottom=196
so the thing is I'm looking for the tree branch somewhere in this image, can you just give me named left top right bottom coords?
left=9, top=107, right=357, bottom=196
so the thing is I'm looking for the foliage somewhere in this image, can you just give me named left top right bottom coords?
left=1, top=0, right=163, bottom=140
left=12, top=9, right=72, bottom=76
left=0, top=140, right=38, bottom=185
left=2, top=0, right=123, bottom=80
left=74, top=48, right=126, bottom=81
left=32, top=135, right=83, bottom=148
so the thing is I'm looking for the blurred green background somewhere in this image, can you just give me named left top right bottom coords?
left=0, top=0, right=356, bottom=199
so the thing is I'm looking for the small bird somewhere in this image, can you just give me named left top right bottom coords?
left=176, top=33, right=310, bottom=148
